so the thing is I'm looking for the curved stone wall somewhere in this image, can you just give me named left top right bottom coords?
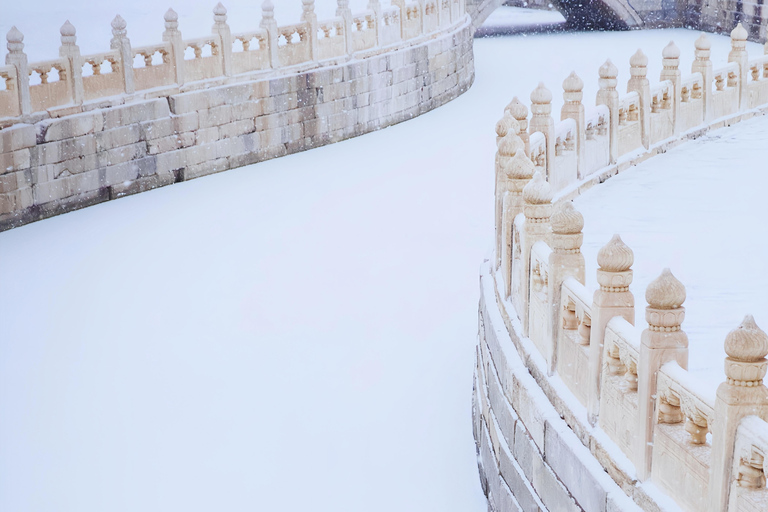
left=0, top=6, right=474, bottom=231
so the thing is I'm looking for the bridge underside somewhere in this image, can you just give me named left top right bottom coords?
left=469, top=0, right=768, bottom=41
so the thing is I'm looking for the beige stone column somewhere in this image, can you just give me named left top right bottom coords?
left=518, top=172, right=552, bottom=337
left=302, top=0, right=319, bottom=62
left=337, top=0, right=354, bottom=55
left=529, top=83, right=555, bottom=180
left=635, top=269, right=688, bottom=481
left=494, top=126, right=523, bottom=270
left=110, top=15, right=135, bottom=95
left=627, top=50, right=650, bottom=149
left=692, top=34, right=713, bottom=122
left=660, top=41, right=681, bottom=136
left=502, top=149, right=534, bottom=299
left=587, top=235, right=635, bottom=425
left=709, top=316, right=768, bottom=512
left=546, top=202, right=585, bottom=375
left=212, top=3, right=233, bottom=77
left=596, top=60, right=619, bottom=165
left=163, top=9, right=186, bottom=86
left=561, top=72, right=585, bottom=179
left=5, top=27, right=31, bottom=116
left=260, top=1, right=280, bottom=69
left=728, top=23, right=749, bottom=111
left=59, top=21, right=84, bottom=106
left=506, top=97, right=529, bottom=156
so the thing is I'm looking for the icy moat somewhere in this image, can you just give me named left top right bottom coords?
left=1, top=5, right=767, bottom=511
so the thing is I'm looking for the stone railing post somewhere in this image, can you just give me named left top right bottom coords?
left=635, top=269, right=688, bottom=481
left=367, top=0, right=382, bottom=47
left=5, top=27, right=31, bottom=116
left=163, top=8, right=185, bottom=86
left=709, top=316, right=768, bottom=512
left=729, top=23, right=749, bottom=111
left=494, top=123, right=522, bottom=269
left=693, top=34, right=713, bottom=122
left=561, top=72, right=585, bottom=179
left=337, top=0, right=353, bottom=55
left=587, top=234, right=635, bottom=425
left=519, top=172, right=552, bottom=336
left=596, top=60, right=619, bottom=165
left=302, top=0, right=319, bottom=62
left=660, top=41, right=681, bottom=135
left=547, top=201, right=585, bottom=375
left=506, top=97, right=530, bottom=156
left=529, top=83, right=555, bottom=180
left=501, top=149, right=534, bottom=299
left=628, top=49, right=650, bottom=149
left=260, top=1, right=280, bottom=69
left=110, top=15, right=135, bottom=95
left=212, top=3, right=233, bottom=77
left=59, top=21, right=84, bottom=106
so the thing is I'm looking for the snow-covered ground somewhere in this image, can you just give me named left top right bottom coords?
left=1, top=2, right=767, bottom=510
left=575, top=116, right=768, bottom=393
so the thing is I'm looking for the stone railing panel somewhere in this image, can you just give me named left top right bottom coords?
left=528, top=241, right=552, bottom=361
left=557, top=277, right=592, bottom=406
left=317, top=18, right=346, bottom=60
left=132, top=43, right=174, bottom=92
left=648, top=79, right=674, bottom=144
left=28, top=58, right=70, bottom=113
left=598, top=317, right=640, bottom=462
left=423, top=0, right=440, bottom=33
left=351, top=11, right=377, bottom=52
left=402, top=3, right=422, bottom=40
left=550, top=117, right=576, bottom=193
left=617, top=91, right=642, bottom=155
left=711, top=62, right=740, bottom=119
left=0, top=65, right=19, bottom=118
left=379, top=7, right=402, bottom=47
left=679, top=71, right=705, bottom=131
left=231, top=30, right=270, bottom=75
left=652, top=361, right=714, bottom=512
left=582, top=104, right=609, bottom=175
left=730, top=416, right=768, bottom=511
left=277, top=22, right=311, bottom=67
left=747, top=55, right=768, bottom=109
left=183, top=36, right=223, bottom=83
left=81, top=51, right=122, bottom=101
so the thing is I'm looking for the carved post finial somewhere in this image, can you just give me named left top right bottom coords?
left=58, top=20, right=84, bottom=106
left=551, top=201, right=583, bottom=251
left=628, top=49, right=650, bottom=149
left=710, top=315, right=768, bottom=512
left=598, top=60, right=619, bottom=164
left=729, top=23, right=749, bottom=110
left=262, top=0, right=275, bottom=20
left=529, top=83, right=554, bottom=180
left=506, top=96, right=529, bottom=154
left=562, top=71, right=586, bottom=178
left=164, top=8, right=179, bottom=29
left=588, top=233, right=635, bottom=425
left=495, top=114, right=519, bottom=144
left=163, top=8, right=185, bottom=86
left=5, top=26, right=31, bottom=115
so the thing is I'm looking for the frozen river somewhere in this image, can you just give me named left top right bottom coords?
left=1, top=4, right=767, bottom=511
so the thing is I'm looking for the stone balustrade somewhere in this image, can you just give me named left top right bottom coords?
left=476, top=22, right=768, bottom=512
left=0, top=0, right=473, bottom=230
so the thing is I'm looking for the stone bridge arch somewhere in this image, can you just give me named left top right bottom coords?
left=467, top=0, right=655, bottom=31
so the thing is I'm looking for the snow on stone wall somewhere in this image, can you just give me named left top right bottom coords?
left=477, top=22, right=768, bottom=512
left=0, top=1, right=474, bottom=231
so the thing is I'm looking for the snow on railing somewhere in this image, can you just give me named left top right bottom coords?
left=0, top=0, right=468, bottom=119
left=488, top=23, right=768, bottom=512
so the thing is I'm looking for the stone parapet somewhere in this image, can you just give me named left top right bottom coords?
left=0, top=8, right=474, bottom=231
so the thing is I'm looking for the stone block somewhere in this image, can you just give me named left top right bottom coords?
left=37, top=135, right=97, bottom=166
left=94, top=125, right=142, bottom=152
left=496, top=439, right=543, bottom=512
left=140, top=118, right=174, bottom=140
left=37, top=111, right=104, bottom=143
left=544, top=420, right=607, bottom=512
left=196, top=127, right=220, bottom=146
left=102, top=99, right=171, bottom=130
left=0, top=149, right=31, bottom=173
left=230, top=101, right=264, bottom=122
left=510, top=374, right=547, bottom=452
left=182, top=157, right=228, bottom=180
left=0, top=124, right=36, bottom=153
left=198, top=105, right=233, bottom=129
left=172, top=112, right=200, bottom=133
left=103, top=160, right=141, bottom=186
left=207, top=82, right=253, bottom=108
left=495, top=476, right=524, bottom=512
left=168, top=91, right=209, bottom=115
left=147, top=132, right=195, bottom=155
left=219, top=119, right=255, bottom=139
left=109, top=171, right=176, bottom=200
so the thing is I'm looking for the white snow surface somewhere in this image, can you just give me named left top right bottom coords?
left=1, top=2, right=767, bottom=509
